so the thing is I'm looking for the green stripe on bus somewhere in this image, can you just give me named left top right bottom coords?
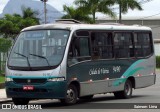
left=113, top=59, right=145, bottom=86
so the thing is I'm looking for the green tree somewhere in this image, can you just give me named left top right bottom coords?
left=0, top=14, right=20, bottom=38
left=114, top=0, right=143, bottom=23
left=0, top=38, right=12, bottom=53
left=61, top=5, right=92, bottom=23
left=0, top=38, right=12, bottom=71
left=22, top=7, right=40, bottom=24
left=0, top=7, right=40, bottom=38
left=75, top=0, right=116, bottom=23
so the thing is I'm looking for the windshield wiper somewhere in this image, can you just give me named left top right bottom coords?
left=29, top=53, right=51, bottom=67
left=14, top=52, right=31, bottom=69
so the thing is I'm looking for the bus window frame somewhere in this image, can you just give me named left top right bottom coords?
left=113, top=31, right=134, bottom=60
left=67, top=30, right=92, bottom=67
left=90, top=30, right=114, bottom=60
left=133, top=31, right=154, bottom=59
left=67, top=30, right=154, bottom=67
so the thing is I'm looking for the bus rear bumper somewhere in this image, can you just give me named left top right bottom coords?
left=5, top=81, right=67, bottom=99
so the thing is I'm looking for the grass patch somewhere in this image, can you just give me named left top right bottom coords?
left=0, top=75, right=5, bottom=83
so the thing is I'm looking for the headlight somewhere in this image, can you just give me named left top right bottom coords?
left=5, top=77, right=13, bottom=82
left=48, top=77, right=65, bottom=81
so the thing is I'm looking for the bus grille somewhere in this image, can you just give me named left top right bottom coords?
left=13, top=78, right=47, bottom=84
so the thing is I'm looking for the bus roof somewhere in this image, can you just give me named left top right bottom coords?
left=22, top=23, right=152, bottom=32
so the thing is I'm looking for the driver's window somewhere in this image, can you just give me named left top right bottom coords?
left=68, top=35, right=91, bottom=66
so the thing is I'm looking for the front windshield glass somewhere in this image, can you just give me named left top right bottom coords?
left=8, top=30, right=70, bottom=69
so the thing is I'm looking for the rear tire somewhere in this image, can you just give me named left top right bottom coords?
left=60, top=85, right=78, bottom=105
left=12, top=98, right=29, bottom=105
left=114, top=80, right=132, bottom=99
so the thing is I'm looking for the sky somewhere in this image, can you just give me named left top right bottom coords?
left=0, top=0, right=160, bottom=19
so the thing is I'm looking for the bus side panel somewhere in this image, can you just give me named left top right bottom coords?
left=135, top=75, right=156, bottom=89
left=80, top=80, right=125, bottom=96
left=67, top=60, right=137, bottom=97
left=67, top=55, right=156, bottom=96
left=134, top=55, right=156, bottom=89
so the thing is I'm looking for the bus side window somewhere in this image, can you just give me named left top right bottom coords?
left=143, top=33, right=152, bottom=56
left=91, top=32, right=113, bottom=60
left=134, top=33, right=143, bottom=57
left=114, top=32, right=133, bottom=58
left=134, top=33, right=152, bottom=57
left=68, top=36, right=91, bottom=66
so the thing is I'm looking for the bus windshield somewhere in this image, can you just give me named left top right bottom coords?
left=8, top=30, right=70, bottom=70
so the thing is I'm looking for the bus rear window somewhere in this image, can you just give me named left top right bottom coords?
left=134, top=33, right=153, bottom=57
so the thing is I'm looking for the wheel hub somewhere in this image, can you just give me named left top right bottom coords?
left=67, top=89, right=75, bottom=102
left=125, top=83, right=131, bottom=96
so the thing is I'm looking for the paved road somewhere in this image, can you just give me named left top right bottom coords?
left=1, top=71, right=160, bottom=112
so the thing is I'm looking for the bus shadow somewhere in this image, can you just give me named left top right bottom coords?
left=30, top=95, right=150, bottom=109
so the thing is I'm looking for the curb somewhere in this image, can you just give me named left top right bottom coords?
left=0, top=98, right=12, bottom=103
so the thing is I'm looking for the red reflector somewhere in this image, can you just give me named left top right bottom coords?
left=23, top=86, right=34, bottom=90
left=137, top=74, right=142, bottom=77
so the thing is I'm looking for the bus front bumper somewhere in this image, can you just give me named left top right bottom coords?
left=5, top=81, right=67, bottom=99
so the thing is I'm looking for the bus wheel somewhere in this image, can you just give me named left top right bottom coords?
left=114, top=80, right=132, bottom=99
left=79, top=95, right=93, bottom=100
left=12, top=98, right=29, bottom=105
left=60, top=85, right=78, bottom=105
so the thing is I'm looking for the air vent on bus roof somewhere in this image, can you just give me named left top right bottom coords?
left=55, top=19, right=82, bottom=24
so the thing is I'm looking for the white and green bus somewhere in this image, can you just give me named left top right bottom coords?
left=5, top=20, right=156, bottom=105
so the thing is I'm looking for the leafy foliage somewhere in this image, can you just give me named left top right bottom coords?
left=114, top=0, right=143, bottom=23
left=22, top=7, right=40, bottom=24
left=61, top=5, right=92, bottom=23
left=0, top=75, right=5, bottom=83
left=0, top=38, right=12, bottom=53
left=0, top=7, right=40, bottom=38
left=74, top=0, right=116, bottom=23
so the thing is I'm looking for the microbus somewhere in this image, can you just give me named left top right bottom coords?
left=5, top=19, right=156, bottom=105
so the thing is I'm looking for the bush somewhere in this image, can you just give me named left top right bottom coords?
left=0, top=75, right=5, bottom=83
left=156, top=56, right=160, bottom=68
left=0, top=70, right=5, bottom=76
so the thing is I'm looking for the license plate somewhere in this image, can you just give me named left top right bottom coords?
left=23, top=86, right=34, bottom=90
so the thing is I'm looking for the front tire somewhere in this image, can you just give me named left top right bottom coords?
left=114, top=80, right=132, bottom=99
left=12, top=98, right=29, bottom=105
left=60, top=85, right=78, bottom=105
